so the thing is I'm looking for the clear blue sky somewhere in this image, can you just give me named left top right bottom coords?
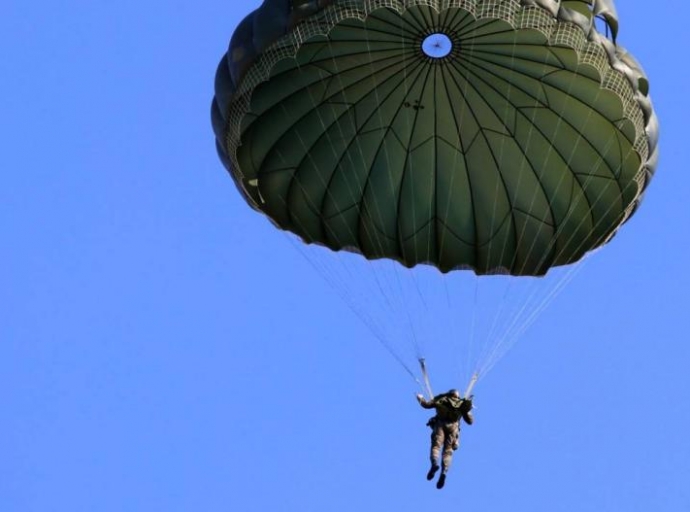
left=2, top=1, right=689, bottom=511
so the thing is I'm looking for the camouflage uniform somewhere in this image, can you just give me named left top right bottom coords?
left=418, top=390, right=473, bottom=488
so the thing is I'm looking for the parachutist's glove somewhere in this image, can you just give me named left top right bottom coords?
left=462, top=398, right=473, bottom=412
left=416, top=393, right=424, bottom=403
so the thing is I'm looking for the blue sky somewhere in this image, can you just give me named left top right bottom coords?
left=2, top=1, right=689, bottom=511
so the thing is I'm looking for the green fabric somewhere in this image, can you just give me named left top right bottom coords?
left=212, top=1, right=657, bottom=276
left=563, top=1, right=594, bottom=18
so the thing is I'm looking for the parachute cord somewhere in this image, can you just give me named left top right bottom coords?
left=393, top=265, right=425, bottom=362
left=359, top=11, right=427, bottom=362
left=477, top=278, right=514, bottom=371
left=476, top=75, right=640, bottom=377
left=463, top=276, right=480, bottom=389
left=256, top=68, right=423, bottom=385
left=470, top=0, right=611, bottom=374
left=468, top=8, right=637, bottom=380
left=418, top=358, right=434, bottom=400
left=286, top=235, right=423, bottom=383
left=444, top=273, right=465, bottom=393
left=463, top=372, right=479, bottom=399
left=478, top=256, right=589, bottom=378
left=247, top=1, right=648, bottom=400
left=393, top=353, right=425, bottom=391
left=281, top=26, right=425, bottom=367
left=478, top=10, right=522, bottom=369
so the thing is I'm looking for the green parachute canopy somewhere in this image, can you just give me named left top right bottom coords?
left=212, top=0, right=658, bottom=276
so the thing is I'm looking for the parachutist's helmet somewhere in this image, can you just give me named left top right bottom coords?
left=448, top=389, right=460, bottom=398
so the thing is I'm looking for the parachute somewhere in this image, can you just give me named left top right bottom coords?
left=211, top=0, right=658, bottom=391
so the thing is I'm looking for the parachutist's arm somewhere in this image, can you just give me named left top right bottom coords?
left=416, top=394, right=436, bottom=409
left=460, top=398, right=474, bottom=425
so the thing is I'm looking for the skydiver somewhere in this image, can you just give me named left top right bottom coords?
left=416, top=389, right=474, bottom=489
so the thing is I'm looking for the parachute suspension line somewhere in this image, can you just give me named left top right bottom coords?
left=353, top=15, right=424, bottom=362
left=217, top=2, right=655, bottom=401
left=409, top=46, right=458, bottom=366
left=279, top=20, right=427, bottom=377
left=443, top=20, right=537, bottom=384
left=467, top=29, right=618, bottom=379
left=465, top=277, right=480, bottom=387
left=479, top=175, right=629, bottom=377
left=418, top=358, right=434, bottom=400
left=455, top=11, right=626, bottom=383
left=482, top=12, right=557, bottom=364
left=281, top=36, right=409, bottom=338
left=477, top=9, right=523, bottom=371
left=485, top=0, right=640, bottom=371
left=475, top=278, right=516, bottom=372
left=270, top=44, right=418, bottom=373
left=477, top=265, right=581, bottom=378
left=498, top=111, right=645, bottom=367
left=442, top=271, right=465, bottom=391
left=363, top=16, right=438, bottom=363
left=285, top=236, right=384, bottom=340
left=487, top=226, right=603, bottom=371
left=287, top=231, right=424, bottom=385
left=475, top=45, right=643, bottom=379
left=435, top=24, right=490, bottom=390
left=317, top=10, right=435, bottom=372
left=280, top=182, right=428, bottom=384
left=463, top=372, right=479, bottom=399
left=432, top=17, right=483, bottom=390
left=273, top=3, right=644, bottom=389
left=478, top=258, right=589, bottom=378
left=377, top=15, right=439, bottom=363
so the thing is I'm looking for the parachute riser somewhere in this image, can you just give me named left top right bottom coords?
left=418, top=358, right=434, bottom=400
left=464, top=372, right=479, bottom=399
left=418, top=360, right=478, bottom=400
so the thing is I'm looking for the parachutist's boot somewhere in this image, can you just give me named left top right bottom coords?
left=426, top=464, right=439, bottom=481
left=436, top=473, right=446, bottom=490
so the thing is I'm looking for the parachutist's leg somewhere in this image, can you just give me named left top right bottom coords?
left=451, top=428, right=460, bottom=451
left=440, top=442, right=453, bottom=475
left=440, top=423, right=459, bottom=475
left=437, top=442, right=451, bottom=488
left=430, top=425, right=444, bottom=466
left=427, top=425, right=443, bottom=480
